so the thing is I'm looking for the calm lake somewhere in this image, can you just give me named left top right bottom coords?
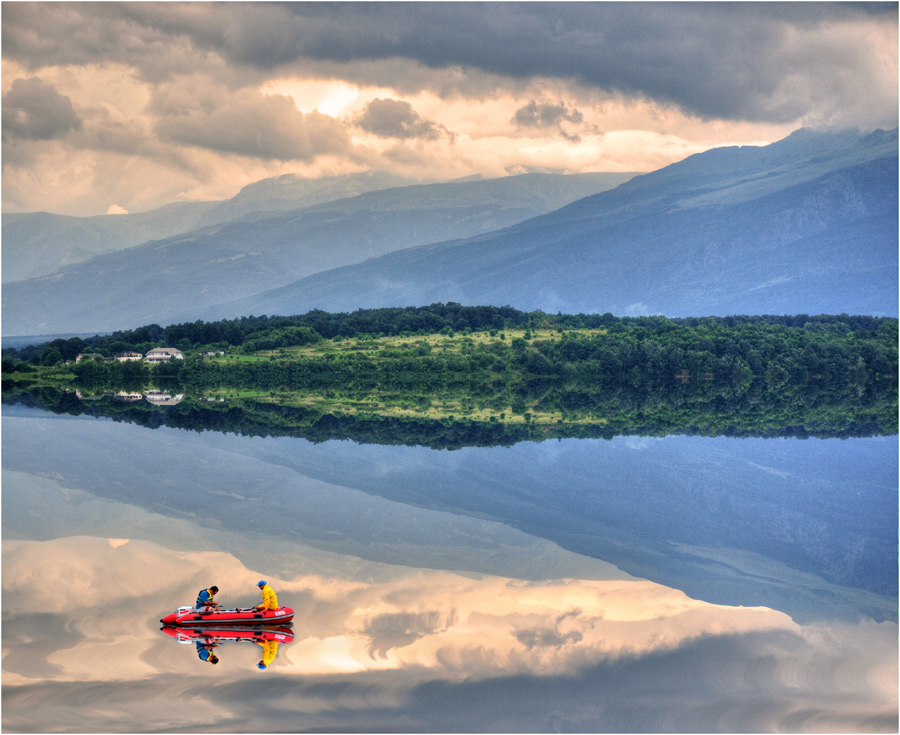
left=2, top=399, right=897, bottom=733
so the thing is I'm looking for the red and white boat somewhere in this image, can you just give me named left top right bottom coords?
left=160, top=625, right=295, bottom=644
left=160, top=605, right=294, bottom=626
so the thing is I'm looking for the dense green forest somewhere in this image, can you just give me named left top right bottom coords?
left=3, top=302, right=896, bottom=365
left=3, top=304, right=896, bottom=446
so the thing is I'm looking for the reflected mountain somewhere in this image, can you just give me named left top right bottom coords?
left=3, top=402, right=896, bottom=625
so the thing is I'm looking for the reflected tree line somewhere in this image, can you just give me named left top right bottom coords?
left=2, top=305, right=896, bottom=448
left=3, top=378, right=895, bottom=449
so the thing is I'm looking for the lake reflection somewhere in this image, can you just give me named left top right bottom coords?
left=2, top=406, right=897, bottom=733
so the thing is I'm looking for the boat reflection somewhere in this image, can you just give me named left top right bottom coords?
left=160, top=625, right=294, bottom=670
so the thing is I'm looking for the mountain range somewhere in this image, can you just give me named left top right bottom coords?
left=215, top=127, right=898, bottom=321
left=0, top=171, right=423, bottom=284
left=1, top=171, right=633, bottom=337
left=2, top=126, right=896, bottom=339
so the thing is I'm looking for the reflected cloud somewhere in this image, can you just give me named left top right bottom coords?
left=2, top=535, right=896, bottom=732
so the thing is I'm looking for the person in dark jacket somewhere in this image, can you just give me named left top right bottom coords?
left=196, top=585, right=220, bottom=613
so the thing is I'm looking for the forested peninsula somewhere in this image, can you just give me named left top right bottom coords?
left=3, top=304, right=897, bottom=445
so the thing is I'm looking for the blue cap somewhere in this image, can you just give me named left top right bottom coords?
left=257, top=663, right=267, bottom=669
left=256, top=580, right=266, bottom=586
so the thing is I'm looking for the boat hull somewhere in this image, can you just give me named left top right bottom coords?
left=161, top=625, right=294, bottom=644
left=160, top=606, right=294, bottom=626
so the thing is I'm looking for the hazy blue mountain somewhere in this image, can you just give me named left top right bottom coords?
left=222, top=127, right=898, bottom=320
left=194, top=170, right=421, bottom=226
left=1, top=171, right=423, bottom=284
left=2, top=172, right=635, bottom=336
left=0, top=202, right=216, bottom=283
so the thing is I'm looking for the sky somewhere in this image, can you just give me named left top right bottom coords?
left=1, top=2, right=897, bottom=216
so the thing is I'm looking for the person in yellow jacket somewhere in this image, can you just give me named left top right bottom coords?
left=256, top=638, right=278, bottom=670
left=253, top=580, right=278, bottom=611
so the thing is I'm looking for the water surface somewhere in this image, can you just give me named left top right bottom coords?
left=2, top=406, right=897, bottom=732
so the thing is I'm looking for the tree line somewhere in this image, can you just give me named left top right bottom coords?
left=3, top=305, right=896, bottom=438
left=3, top=303, right=895, bottom=365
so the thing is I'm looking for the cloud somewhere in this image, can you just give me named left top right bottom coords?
left=1, top=3, right=895, bottom=215
left=153, top=89, right=352, bottom=161
left=3, top=534, right=896, bottom=732
left=363, top=610, right=453, bottom=658
left=396, top=624, right=900, bottom=733
left=514, top=627, right=584, bottom=650
left=355, top=98, right=449, bottom=141
left=1, top=77, right=82, bottom=141
left=3, top=4, right=895, bottom=126
left=512, top=100, right=593, bottom=142
left=513, top=100, right=583, bottom=129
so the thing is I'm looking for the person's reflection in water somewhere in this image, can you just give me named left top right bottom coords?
left=256, top=638, right=278, bottom=670
left=195, top=639, right=219, bottom=665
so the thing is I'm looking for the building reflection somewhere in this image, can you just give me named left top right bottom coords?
left=73, top=389, right=186, bottom=405
left=143, top=390, right=184, bottom=406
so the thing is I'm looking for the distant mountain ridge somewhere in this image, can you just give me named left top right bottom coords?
left=1, top=202, right=216, bottom=283
left=1, top=171, right=423, bottom=283
left=216, top=127, right=897, bottom=321
left=194, top=170, right=421, bottom=226
left=2, top=171, right=635, bottom=336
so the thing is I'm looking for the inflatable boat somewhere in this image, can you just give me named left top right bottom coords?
left=160, top=605, right=294, bottom=626
left=161, top=625, right=294, bottom=644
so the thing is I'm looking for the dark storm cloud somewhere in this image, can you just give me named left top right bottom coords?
left=513, top=101, right=584, bottom=129
left=153, top=93, right=351, bottom=161
left=3, top=3, right=895, bottom=124
left=1, top=77, right=82, bottom=141
left=512, top=100, right=589, bottom=142
left=355, top=99, right=448, bottom=141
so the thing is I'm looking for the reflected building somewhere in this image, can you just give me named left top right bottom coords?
left=75, top=390, right=106, bottom=400
left=144, top=390, right=184, bottom=406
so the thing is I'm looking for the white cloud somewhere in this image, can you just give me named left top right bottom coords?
left=1, top=3, right=894, bottom=215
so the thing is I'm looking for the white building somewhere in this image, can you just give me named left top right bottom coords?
left=144, top=347, right=185, bottom=363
